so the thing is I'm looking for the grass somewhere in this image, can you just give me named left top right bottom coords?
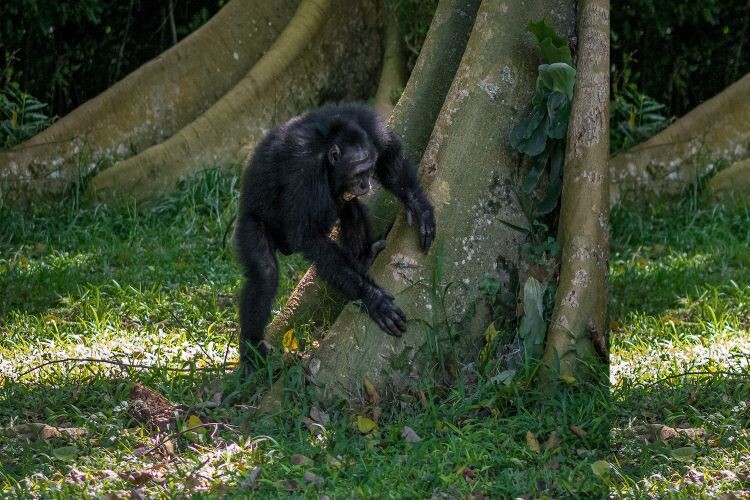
left=609, top=200, right=750, bottom=498
left=0, top=169, right=608, bottom=498
left=3, top=167, right=747, bottom=498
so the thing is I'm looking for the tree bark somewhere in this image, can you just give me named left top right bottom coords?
left=298, top=0, right=576, bottom=404
left=373, top=5, right=408, bottom=119
left=87, top=0, right=381, bottom=202
left=0, top=0, right=298, bottom=202
left=610, top=72, right=750, bottom=204
left=542, top=0, right=610, bottom=378
left=263, top=0, right=482, bottom=349
left=707, top=157, right=750, bottom=204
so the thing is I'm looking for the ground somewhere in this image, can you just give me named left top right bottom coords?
left=0, top=169, right=746, bottom=497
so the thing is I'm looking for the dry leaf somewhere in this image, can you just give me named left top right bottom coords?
left=240, top=466, right=261, bottom=489
left=1, top=422, right=86, bottom=442
left=591, top=460, right=610, bottom=476
left=356, top=416, right=377, bottom=434
left=282, top=329, right=299, bottom=351
left=363, top=377, right=381, bottom=404
left=526, top=431, right=541, bottom=453
left=569, top=424, right=587, bottom=438
left=309, top=406, right=329, bottom=426
left=303, top=471, right=323, bottom=488
left=543, top=431, right=559, bottom=451
left=402, top=426, right=422, bottom=443
left=291, top=454, right=313, bottom=466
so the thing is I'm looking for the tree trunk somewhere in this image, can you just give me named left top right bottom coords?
left=263, top=0, right=482, bottom=349
left=373, top=4, right=408, bottom=119
left=293, top=0, right=575, bottom=404
left=87, top=0, right=380, bottom=202
left=0, top=0, right=298, bottom=202
left=542, top=0, right=610, bottom=379
left=610, top=72, right=750, bottom=203
left=707, top=157, right=750, bottom=204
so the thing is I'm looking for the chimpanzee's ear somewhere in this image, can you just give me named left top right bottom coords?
left=328, top=144, right=341, bottom=165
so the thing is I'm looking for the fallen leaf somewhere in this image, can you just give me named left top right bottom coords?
left=282, top=329, right=298, bottom=351
left=303, top=471, right=323, bottom=488
left=591, top=460, right=610, bottom=476
left=569, top=424, right=587, bottom=438
left=68, top=468, right=86, bottom=483
left=454, top=466, right=477, bottom=483
left=281, top=479, right=300, bottom=491
left=671, top=446, right=697, bottom=462
left=240, top=466, right=261, bottom=489
left=123, top=470, right=154, bottom=486
left=526, top=431, right=541, bottom=453
left=129, top=384, right=180, bottom=431
left=309, top=406, right=329, bottom=426
left=356, top=416, right=377, bottom=434
left=1, top=422, right=86, bottom=442
left=363, top=377, right=381, bottom=404
left=685, top=468, right=704, bottom=485
left=52, top=445, right=79, bottom=461
left=402, top=426, right=422, bottom=443
left=543, top=431, right=559, bottom=451
left=291, top=454, right=313, bottom=466
left=559, top=375, right=576, bottom=385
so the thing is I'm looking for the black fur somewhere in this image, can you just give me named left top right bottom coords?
left=235, top=102, right=435, bottom=376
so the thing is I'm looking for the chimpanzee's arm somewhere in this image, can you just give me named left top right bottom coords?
left=300, top=236, right=406, bottom=337
left=375, top=131, right=436, bottom=251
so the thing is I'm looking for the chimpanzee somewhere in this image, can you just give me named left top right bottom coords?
left=235, top=102, right=435, bottom=376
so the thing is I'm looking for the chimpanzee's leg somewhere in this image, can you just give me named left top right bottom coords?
left=234, top=216, right=279, bottom=377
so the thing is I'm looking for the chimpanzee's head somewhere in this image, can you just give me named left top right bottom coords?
left=324, top=120, right=378, bottom=201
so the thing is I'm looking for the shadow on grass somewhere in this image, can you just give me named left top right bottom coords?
left=611, top=374, right=750, bottom=488
left=610, top=201, right=750, bottom=320
left=0, top=365, right=268, bottom=484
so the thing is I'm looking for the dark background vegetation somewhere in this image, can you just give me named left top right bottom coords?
left=3, top=0, right=749, bottom=154
left=0, top=0, right=222, bottom=118
left=612, top=0, right=750, bottom=118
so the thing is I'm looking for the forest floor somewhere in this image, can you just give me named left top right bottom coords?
left=0, top=169, right=747, bottom=498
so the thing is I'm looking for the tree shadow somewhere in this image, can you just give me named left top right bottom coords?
left=0, top=367, right=261, bottom=484
left=611, top=373, right=750, bottom=487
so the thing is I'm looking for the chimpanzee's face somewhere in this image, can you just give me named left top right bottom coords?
left=327, top=124, right=377, bottom=201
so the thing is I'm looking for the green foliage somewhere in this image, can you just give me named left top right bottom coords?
left=610, top=81, right=670, bottom=154
left=0, top=0, right=221, bottom=117
left=510, top=20, right=575, bottom=216
left=525, top=19, right=573, bottom=66
left=611, top=0, right=750, bottom=118
left=1, top=55, right=55, bottom=151
left=384, top=0, right=438, bottom=72
left=518, top=277, right=547, bottom=360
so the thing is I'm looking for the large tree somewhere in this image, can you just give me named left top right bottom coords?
left=3, top=0, right=611, bottom=405
left=0, top=0, right=300, bottom=200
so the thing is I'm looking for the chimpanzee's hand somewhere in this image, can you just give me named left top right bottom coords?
left=406, top=202, right=436, bottom=252
left=363, top=286, right=407, bottom=337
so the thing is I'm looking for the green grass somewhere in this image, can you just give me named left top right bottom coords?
left=610, top=200, right=750, bottom=498
left=0, top=169, right=609, bottom=498
left=1, top=167, right=747, bottom=498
